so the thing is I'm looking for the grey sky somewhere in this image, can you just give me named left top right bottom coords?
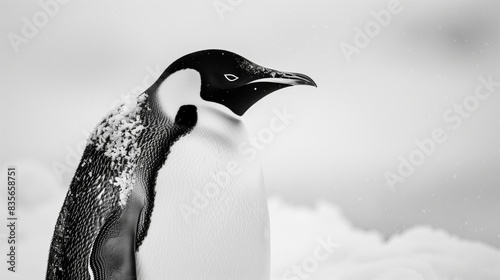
left=1, top=0, right=500, bottom=252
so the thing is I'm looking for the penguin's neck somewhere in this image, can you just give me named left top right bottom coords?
left=156, top=68, right=242, bottom=131
left=195, top=105, right=246, bottom=141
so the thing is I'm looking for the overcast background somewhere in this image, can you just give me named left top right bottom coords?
left=1, top=0, right=500, bottom=279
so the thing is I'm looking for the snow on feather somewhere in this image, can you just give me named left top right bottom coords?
left=89, top=91, right=148, bottom=208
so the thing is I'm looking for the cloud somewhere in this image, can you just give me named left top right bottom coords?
left=269, top=197, right=500, bottom=280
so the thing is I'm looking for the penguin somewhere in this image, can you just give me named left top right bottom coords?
left=46, top=49, right=316, bottom=280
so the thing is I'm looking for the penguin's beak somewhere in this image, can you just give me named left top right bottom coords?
left=215, top=71, right=316, bottom=116
left=201, top=59, right=317, bottom=117
left=211, top=69, right=317, bottom=116
left=248, top=72, right=317, bottom=87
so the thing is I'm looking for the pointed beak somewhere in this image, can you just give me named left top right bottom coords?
left=201, top=61, right=317, bottom=117
left=248, top=71, right=317, bottom=87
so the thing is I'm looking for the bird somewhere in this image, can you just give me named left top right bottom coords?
left=46, top=49, right=316, bottom=280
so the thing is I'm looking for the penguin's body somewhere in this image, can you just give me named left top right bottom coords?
left=46, top=50, right=315, bottom=280
left=138, top=106, right=269, bottom=280
left=137, top=68, right=270, bottom=279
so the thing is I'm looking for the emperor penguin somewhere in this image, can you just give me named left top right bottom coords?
left=46, top=49, right=316, bottom=280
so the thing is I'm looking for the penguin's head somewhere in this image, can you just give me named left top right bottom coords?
left=154, top=49, right=316, bottom=119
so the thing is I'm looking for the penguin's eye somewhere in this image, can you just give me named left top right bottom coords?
left=224, top=74, right=239, bottom=82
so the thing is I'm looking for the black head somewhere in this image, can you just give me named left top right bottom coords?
left=155, top=49, right=317, bottom=116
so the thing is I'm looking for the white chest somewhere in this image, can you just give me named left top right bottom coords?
left=137, top=109, right=270, bottom=280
